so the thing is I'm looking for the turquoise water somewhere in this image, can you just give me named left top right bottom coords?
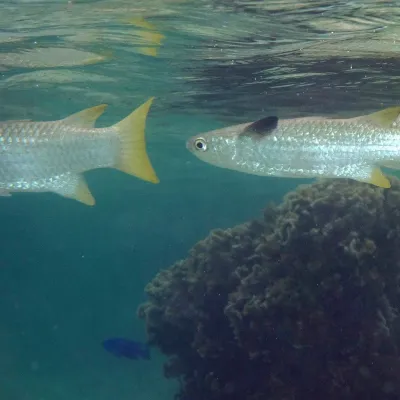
left=1, top=1, right=400, bottom=399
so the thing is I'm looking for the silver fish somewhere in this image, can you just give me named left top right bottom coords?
left=186, top=107, right=400, bottom=189
left=0, top=97, right=159, bottom=205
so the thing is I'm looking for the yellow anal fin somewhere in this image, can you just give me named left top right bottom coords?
left=113, top=97, right=159, bottom=184
left=72, top=176, right=95, bottom=205
left=54, top=174, right=95, bottom=206
left=63, top=104, right=108, bottom=129
left=357, top=167, right=391, bottom=189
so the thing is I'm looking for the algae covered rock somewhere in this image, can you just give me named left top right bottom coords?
left=138, top=178, right=400, bottom=400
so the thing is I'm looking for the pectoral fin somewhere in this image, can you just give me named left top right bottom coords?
left=52, top=174, right=95, bottom=206
left=0, top=190, right=11, bottom=197
left=355, top=166, right=391, bottom=189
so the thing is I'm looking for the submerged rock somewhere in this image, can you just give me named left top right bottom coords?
left=138, top=177, right=400, bottom=400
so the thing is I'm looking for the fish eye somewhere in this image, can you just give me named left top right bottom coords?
left=194, top=137, right=207, bottom=151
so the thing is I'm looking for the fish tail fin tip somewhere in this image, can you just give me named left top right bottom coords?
left=113, top=97, right=159, bottom=184
left=64, top=104, right=108, bottom=128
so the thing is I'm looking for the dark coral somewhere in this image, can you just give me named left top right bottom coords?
left=138, top=177, right=400, bottom=400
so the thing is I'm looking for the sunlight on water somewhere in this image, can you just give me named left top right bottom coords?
left=1, top=1, right=400, bottom=400
left=1, top=0, right=400, bottom=121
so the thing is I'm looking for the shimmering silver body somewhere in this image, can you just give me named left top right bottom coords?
left=187, top=114, right=400, bottom=184
left=0, top=120, right=119, bottom=194
left=0, top=97, right=157, bottom=205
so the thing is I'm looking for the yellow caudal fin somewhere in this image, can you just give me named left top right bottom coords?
left=63, top=104, right=108, bottom=128
left=113, top=97, right=159, bottom=183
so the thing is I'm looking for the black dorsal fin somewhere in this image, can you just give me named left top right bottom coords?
left=240, top=116, right=278, bottom=138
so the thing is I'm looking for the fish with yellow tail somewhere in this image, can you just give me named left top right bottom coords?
left=0, top=97, right=159, bottom=205
left=186, top=107, right=400, bottom=189
left=124, top=17, right=165, bottom=57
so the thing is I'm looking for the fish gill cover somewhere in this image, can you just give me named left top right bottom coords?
left=138, top=177, right=400, bottom=400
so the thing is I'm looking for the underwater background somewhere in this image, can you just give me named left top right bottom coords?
left=1, top=0, right=400, bottom=399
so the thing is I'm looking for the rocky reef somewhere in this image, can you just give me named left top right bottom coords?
left=138, top=177, right=400, bottom=400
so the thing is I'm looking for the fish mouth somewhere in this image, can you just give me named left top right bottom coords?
left=185, top=137, right=193, bottom=151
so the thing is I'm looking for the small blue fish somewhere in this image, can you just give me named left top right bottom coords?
left=102, top=338, right=150, bottom=360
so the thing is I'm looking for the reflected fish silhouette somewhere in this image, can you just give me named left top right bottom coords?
left=124, top=17, right=165, bottom=57
left=102, top=338, right=150, bottom=360
left=186, top=106, right=400, bottom=189
left=0, top=97, right=159, bottom=205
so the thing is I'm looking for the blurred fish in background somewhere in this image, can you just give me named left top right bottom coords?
left=102, top=337, right=151, bottom=360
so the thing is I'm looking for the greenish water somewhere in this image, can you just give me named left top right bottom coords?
left=1, top=0, right=400, bottom=399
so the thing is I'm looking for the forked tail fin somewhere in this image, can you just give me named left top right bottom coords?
left=113, top=97, right=159, bottom=183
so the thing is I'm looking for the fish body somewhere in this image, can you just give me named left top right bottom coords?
left=0, top=98, right=159, bottom=205
left=186, top=107, right=400, bottom=189
left=102, top=338, right=150, bottom=360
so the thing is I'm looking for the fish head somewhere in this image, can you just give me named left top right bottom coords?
left=186, top=123, right=249, bottom=169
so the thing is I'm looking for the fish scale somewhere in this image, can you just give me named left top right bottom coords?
left=0, top=97, right=159, bottom=205
left=187, top=106, right=400, bottom=189
left=1, top=124, right=114, bottom=180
